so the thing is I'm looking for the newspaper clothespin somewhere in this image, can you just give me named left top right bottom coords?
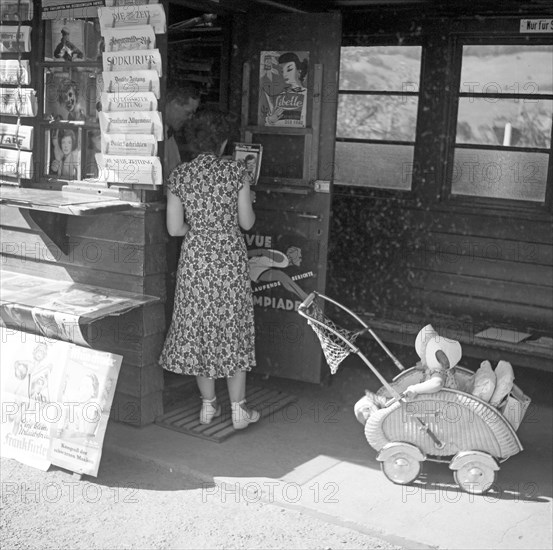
left=112, top=15, right=116, bottom=28
left=106, top=121, right=111, bottom=133
left=150, top=122, right=154, bottom=135
left=148, top=81, right=152, bottom=92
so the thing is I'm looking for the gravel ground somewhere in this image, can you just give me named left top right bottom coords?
left=1, top=453, right=405, bottom=550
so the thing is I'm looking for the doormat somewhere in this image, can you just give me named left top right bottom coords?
left=155, top=384, right=297, bottom=443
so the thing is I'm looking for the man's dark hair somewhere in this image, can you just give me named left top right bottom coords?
left=166, top=82, right=201, bottom=105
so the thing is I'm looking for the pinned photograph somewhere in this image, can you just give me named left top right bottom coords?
left=46, top=20, right=85, bottom=62
left=46, top=127, right=82, bottom=180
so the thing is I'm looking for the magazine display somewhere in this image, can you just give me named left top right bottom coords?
left=0, top=87, right=37, bottom=117
left=45, top=127, right=82, bottom=181
left=98, top=4, right=167, bottom=34
left=95, top=7, right=165, bottom=186
left=0, top=0, right=33, bottom=22
left=0, top=60, right=30, bottom=85
left=0, top=123, right=33, bottom=150
left=233, top=143, right=263, bottom=185
left=0, top=148, right=33, bottom=179
left=0, top=25, right=31, bottom=53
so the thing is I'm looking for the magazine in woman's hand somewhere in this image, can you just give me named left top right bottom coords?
left=233, top=143, right=263, bottom=185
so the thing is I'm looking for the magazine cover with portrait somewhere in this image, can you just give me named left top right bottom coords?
left=233, top=143, right=263, bottom=185
left=258, top=50, right=309, bottom=128
left=45, top=127, right=82, bottom=180
left=44, top=66, right=100, bottom=122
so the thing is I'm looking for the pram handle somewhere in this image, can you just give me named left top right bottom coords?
left=299, top=291, right=406, bottom=372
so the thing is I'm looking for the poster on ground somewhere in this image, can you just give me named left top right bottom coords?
left=0, top=327, right=122, bottom=476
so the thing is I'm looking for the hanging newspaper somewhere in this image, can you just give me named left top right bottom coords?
left=0, top=149, right=33, bottom=179
left=98, top=4, right=167, bottom=35
left=100, top=91, right=158, bottom=112
left=99, top=110, right=163, bottom=140
left=102, top=25, right=156, bottom=52
left=95, top=153, right=162, bottom=186
left=0, top=327, right=123, bottom=477
left=0, top=60, right=31, bottom=85
left=102, top=69, right=160, bottom=98
left=0, top=25, right=32, bottom=53
left=101, top=134, right=158, bottom=156
left=40, top=0, right=103, bottom=20
left=103, top=49, right=162, bottom=76
left=0, top=87, right=37, bottom=117
left=0, top=123, right=33, bottom=150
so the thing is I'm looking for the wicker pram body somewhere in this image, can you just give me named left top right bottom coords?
left=298, top=292, right=532, bottom=494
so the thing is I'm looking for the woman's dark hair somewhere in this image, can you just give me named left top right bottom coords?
left=184, top=109, right=237, bottom=156
left=59, top=129, right=77, bottom=150
left=277, top=52, right=308, bottom=82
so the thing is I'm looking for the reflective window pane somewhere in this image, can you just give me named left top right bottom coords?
left=451, top=148, right=548, bottom=202
left=460, top=45, right=553, bottom=94
left=340, top=46, right=422, bottom=91
left=334, top=142, right=414, bottom=189
left=337, top=95, right=418, bottom=141
left=456, top=97, right=552, bottom=148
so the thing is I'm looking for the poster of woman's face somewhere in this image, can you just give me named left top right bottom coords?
left=258, top=50, right=310, bottom=127
left=45, top=127, right=82, bottom=181
left=44, top=67, right=99, bottom=122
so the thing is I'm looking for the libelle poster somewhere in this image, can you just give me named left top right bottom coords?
left=258, top=50, right=309, bottom=128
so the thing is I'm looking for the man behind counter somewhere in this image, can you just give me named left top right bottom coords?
left=164, top=82, right=201, bottom=175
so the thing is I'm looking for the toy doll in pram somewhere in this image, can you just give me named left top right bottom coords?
left=298, top=292, right=531, bottom=495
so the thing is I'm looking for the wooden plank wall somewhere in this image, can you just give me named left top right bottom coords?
left=0, top=204, right=169, bottom=425
left=406, top=205, right=553, bottom=332
left=328, top=194, right=553, bottom=339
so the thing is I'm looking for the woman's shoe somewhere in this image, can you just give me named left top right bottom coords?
left=200, top=397, right=221, bottom=424
left=231, top=400, right=260, bottom=430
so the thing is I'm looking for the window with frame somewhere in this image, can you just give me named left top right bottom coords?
left=334, top=44, right=422, bottom=190
left=451, top=41, right=553, bottom=203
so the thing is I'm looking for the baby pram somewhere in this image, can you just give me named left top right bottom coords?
left=298, top=291, right=531, bottom=495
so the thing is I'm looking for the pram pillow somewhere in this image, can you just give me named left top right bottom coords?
left=490, top=360, right=515, bottom=407
left=469, top=360, right=496, bottom=402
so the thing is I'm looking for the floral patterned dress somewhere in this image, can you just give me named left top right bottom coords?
left=159, top=153, right=256, bottom=378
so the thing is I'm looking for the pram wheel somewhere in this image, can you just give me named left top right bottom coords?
left=381, top=454, right=421, bottom=485
left=377, top=442, right=424, bottom=485
left=450, top=451, right=499, bottom=495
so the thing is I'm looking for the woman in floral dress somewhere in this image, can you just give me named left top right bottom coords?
left=159, top=109, right=259, bottom=430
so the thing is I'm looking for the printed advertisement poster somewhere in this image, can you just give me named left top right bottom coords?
left=49, top=345, right=122, bottom=476
left=0, top=332, right=64, bottom=470
left=258, top=50, right=309, bottom=128
left=246, top=233, right=317, bottom=312
left=0, top=327, right=122, bottom=476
